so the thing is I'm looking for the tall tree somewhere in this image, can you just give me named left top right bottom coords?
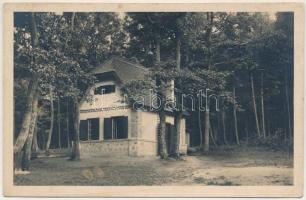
left=173, top=32, right=182, bottom=157
left=154, top=16, right=168, bottom=159
left=260, top=70, right=266, bottom=138
left=66, top=98, right=71, bottom=148
left=233, top=86, right=240, bottom=145
left=45, top=87, right=54, bottom=154
left=250, top=73, right=261, bottom=137
left=275, top=13, right=293, bottom=140
left=22, top=92, right=39, bottom=170
left=124, top=13, right=173, bottom=158
left=171, top=13, right=187, bottom=158
left=57, top=99, right=61, bottom=148
left=13, top=13, right=39, bottom=171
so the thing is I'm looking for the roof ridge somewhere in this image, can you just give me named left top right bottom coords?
left=114, top=57, right=149, bottom=71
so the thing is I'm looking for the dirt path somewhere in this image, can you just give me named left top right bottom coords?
left=14, top=146, right=293, bottom=186
left=158, top=156, right=292, bottom=185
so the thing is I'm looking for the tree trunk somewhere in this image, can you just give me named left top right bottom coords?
left=198, top=108, right=203, bottom=148
left=203, top=109, right=210, bottom=152
left=155, top=36, right=161, bottom=66
left=233, top=86, right=240, bottom=145
left=71, top=12, right=75, bottom=30
left=267, top=116, right=271, bottom=137
left=64, top=13, right=75, bottom=150
left=70, top=98, right=81, bottom=161
left=206, top=12, right=214, bottom=70
left=66, top=98, right=70, bottom=148
left=14, top=13, right=38, bottom=171
left=221, top=107, right=227, bottom=145
left=245, top=119, right=249, bottom=144
left=69, top=12, right=80, bottom=160
left=22, top=94, right=38, bottom=171
left=173, top=112, right=182, bottom=157
left=31, top=117, right=39, bottom=158
left=175, top=34, right=181, bottom=71
left=58, top=98, right=61, bottom=149
left=260, top=71, right=266, bottom=138
left=45, top=88, right=54, bottom=154
left=214, top=118, right=219, bottom=144
left=284, top=74, right=292, bottom=140
left=32, top=122, right=39, bottom=151
left=173, top=33, right=182, bottom=158
left=154, top=33, right=168, bottom=159
left=250, top=73, right=261, bottom=137
left=13, top=79, right=38, bottom=155
left=14, top=81, right=38, bottom=171
left=282, top=90, right=288, bottom=139
left=158, top=111, right=168, bottom=159
left=40, top=125, right=46, bottom=150
left=202, top=12, right=214, bottom=152
left=13, top=13, right=38, bottom=170
left=209, top=125, right=217, bottom=147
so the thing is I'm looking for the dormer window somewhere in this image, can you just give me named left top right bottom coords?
left=94, top=85, right=115, bottom=95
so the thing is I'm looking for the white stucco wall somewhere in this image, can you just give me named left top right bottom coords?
left=138, top=111, right=187, bottom=155
left=79, top=80, right=187, bottom=156
left=79, top=80, right=132, bottom=141
left=80, top=80, right=128, bottom=110
left=139, top=112, right=159, bottom=142
left=139, top=112, right=184, bottom=143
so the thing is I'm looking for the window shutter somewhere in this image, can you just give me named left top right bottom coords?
left=114, top=116, right=128, bottom=139
left=104, top=118, right=113, bottom=140
left=122, top=117, right=128, bottom=139
left=80, top=120, right=88, bottom=141
left=89, top=118, right=99, bottom=140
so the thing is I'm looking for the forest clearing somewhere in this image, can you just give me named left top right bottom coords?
left=14, top=146, right=292, bottom=186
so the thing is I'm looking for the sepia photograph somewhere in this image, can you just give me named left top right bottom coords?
left=3, top=2, right=304, bottom=197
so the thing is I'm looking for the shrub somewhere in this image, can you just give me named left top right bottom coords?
left=248, top=134, right=293, bottom=152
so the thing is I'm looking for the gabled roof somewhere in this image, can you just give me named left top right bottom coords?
left=92, top=57, right=149, bottom=83
left=90, top=57, right=189, bottom=116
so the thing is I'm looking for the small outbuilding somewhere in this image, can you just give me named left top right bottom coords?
left=79, top=57, right=188, bottom=156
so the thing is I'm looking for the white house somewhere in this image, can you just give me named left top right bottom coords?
left=79, top=57, right=188, bottom=156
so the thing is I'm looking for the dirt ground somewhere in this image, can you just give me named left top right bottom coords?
left=14, top=146, right=293, bottom=186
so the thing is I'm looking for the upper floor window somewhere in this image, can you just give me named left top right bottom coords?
left=94, top=85, right=115, bottom=95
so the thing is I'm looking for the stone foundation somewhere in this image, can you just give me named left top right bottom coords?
left=80, top=139, right=187, bottom=157
left=80, top=139, right=137, bottom=156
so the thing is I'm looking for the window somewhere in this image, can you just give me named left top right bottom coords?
left=104, top=116, right=128, bottom=140
left=80, top=118, right=100, bottom=141
left=94, top=85, right=115, bottom=95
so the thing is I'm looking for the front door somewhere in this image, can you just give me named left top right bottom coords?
left=165, top=123, right=174, bottom=154
left=157, top=123, right=175, bottom=155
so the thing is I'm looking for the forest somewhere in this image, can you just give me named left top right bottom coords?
left=13, top=12, right=293, bottom=172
